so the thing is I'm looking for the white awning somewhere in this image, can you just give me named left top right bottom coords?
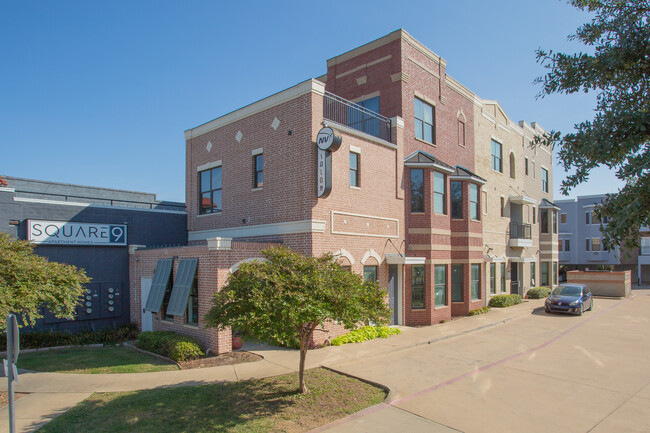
left=509, top=195, right=536, bottom=205
left=385, top=254, right=427, bottom=265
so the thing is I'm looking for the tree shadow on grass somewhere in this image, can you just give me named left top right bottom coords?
left=37, top=374, right=302, bottom=433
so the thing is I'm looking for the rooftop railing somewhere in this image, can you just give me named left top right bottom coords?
left=323, top=91, right=392, bottom=142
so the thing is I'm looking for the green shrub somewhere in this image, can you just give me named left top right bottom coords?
left=136, top=331, right=203, bottom=362
left=330, top=326, right=401, bottom=346
left=488, top=294, right=523, bottom=308
left=526, top=287, right=551, bottom=299
left=0, top=323, right=138, bottom=351
left=469, top=306, right=491, bottom=316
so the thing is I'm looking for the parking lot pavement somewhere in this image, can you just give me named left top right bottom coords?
left=318, top=290, right=650, bottom=433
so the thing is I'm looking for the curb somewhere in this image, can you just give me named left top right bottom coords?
left=321, top=365, right=397, bottom=403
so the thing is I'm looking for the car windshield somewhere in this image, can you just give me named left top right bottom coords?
left=552, top=286, right=582, bottom=297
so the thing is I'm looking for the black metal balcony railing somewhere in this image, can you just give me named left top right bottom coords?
left=323, top=91, right=392, bottom=142
left=510, top=222, right=532, bottom=240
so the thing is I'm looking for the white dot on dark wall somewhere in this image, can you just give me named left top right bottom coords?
left=206, top=141, right=212, bottom=152
left=271, top=117, right=280, bottom=130
left=235, top=131, right=243, bottom=143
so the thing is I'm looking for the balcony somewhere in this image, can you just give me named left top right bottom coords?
left=323, top=92, right=392, bottom=142
left=509, top=222, right=532, bottom=248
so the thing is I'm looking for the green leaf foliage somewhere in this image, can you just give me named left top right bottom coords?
left=468, top=306, right=491, bottom=316
left=526, top=287, right=552, bottom=299
left=488, top=294, right=523, bottom=308
left=330, top=326, right=401, bottom=346
left=136, top=331, right=203, bottom=362
left=0, top=233, right=90, bottom=330
left=535, top=0, right=650, bottom=250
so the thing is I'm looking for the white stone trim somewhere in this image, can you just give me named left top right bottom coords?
left=128, top=244, right=146, bottom=255
left=207, top=237, right=232, bottom=250
left=335, top=55, right=392, bottom=79
left=413, top=90, right=437, bottom=107
left=0, top=187, right=15, bottom=193
left=349, top=145, right=361, bottom=154
left=188, top=219, right=326, bottom=241
left=390, top=116, right=404, bottom=128
left=185, top=79, right=325, bottom=140
left=330, top=211, right=400, bottom=238
left=229, top=258, right=267, bottom=274
left=196, top=160, right=222, bottom=172
left=251, top=147, right=263, bottom=156
left=408, top=56, right=440, bottom=80
left=12, top=197, right=186, bottom=215
left=350, top=91, right=381, bottom=104
left=321, top=121, right=397, bottom=150
left=333, top=249, right=355, bottom=265
left=361, top=249, right=382, bottom=265
left=446, top=77, right=474, bottom=102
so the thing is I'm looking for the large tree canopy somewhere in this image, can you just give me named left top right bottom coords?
left=535, top=0, right=650, bottom=249
left=204, top=247, right=390, bottom=393
left=0, top=233, right=90, bottom=330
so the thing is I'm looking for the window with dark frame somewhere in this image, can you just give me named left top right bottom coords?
left=565, top=239, right=570, bottom=251
left=561, top=213, right=567, bottom=224
left=490, top=263, right=496, bottom=295
left=585, top=211, right=590, bottom=225
left=491, top=139, right=503, bottom=172
left=434, top=265, right=447, bottom=307
left=500, top=196, right=505, bottom=217
left=451, top=181, right=463, bottom=219
left=541, top=262, right=549, bottom=286
left=411, top=265, right=425, bottom=309
left=533, top=206, right=536, bottom=225
left=253, top=154, right=263, bottom=189
left=553, top=262, right=558, bottom=285
left=410, top=169, right=424, bottom=212
left=363, top=265, right=377, bottom=283
left=458, top=119, right=465, bottom=146
left=451, top=264, right=463, bottom=302
left=350, top=152, right=360, bottom=187
left=433, top=172, right=446, bottom=214
left=541, top=167, right=549, bottom=193
left=348, top=96, right=381, bottom=137
left=558, top=239, right=563, bottom=251
left=525, top=157, right=529, bottom=176
left=186, top=277, right=198, bottom=326
left=552, top=211, right=558, bottom=233
left=470, top=184, right=479, bottom=220
left=161, top=282, right=174, bottom=321
left=500, top=262, right=506, bottom=293
left=414, top=98, right=435, bottom=144
left=199, top=166, right=222, bottom=214
left=592, top=238, right=601, bottom=251
left=586, top=238, right=590, bottom=251
left=541, top=209, right=549, bottom=234
left=471, top=264, right=480, bottom=300
left=530, top=262, right=536, bottom=286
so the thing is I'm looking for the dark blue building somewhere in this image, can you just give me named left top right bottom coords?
left=0, top=176, right=187, bottom=333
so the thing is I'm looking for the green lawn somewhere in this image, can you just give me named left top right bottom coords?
left=17, top=346, right=179, bottom=374
left=38, top=368, right=386, bottom=433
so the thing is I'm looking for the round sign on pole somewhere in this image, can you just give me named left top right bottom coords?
left=316, top=127, right=342, bottom=151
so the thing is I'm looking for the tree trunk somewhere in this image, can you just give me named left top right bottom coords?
left=298, top=323, right=317, bottom=394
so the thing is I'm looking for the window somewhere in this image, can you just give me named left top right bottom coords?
left=341, top=265, right=351, bottom=272
left=558, top=239, right=563, bottom=251
left=199, top=166, right=222, bottom=214
left=433, top=172, right=446, bottom=214
left=591, top=212, right=600, bottom=225
left=434, top=265, right=447, bottom=307
left=471, top=264, right=480, bottom=300
left=530, top=262, right=536, bottom=287
left=186, top=279, right=198, bottom=325
left=525, top=157, right=529, bottom=176
left=586, top=238, right=590, bottom=251
left=592, top=238, right=601, bottom=252
left=603, top=215, right=609, bottom=224
left=458, top=119, right=465, bottom=146
left=541, top=168, right=549, bottom=193
left=541, top=262, right=549, bottom=286
left=350, top=152, right=360, bottom=187
left=500, top=197, right=505, bottom=217
left=363, top=265, right=377, bottom=283
left=414, top=98, right=435, bottom=144
left=451, top=264, right=463, bottom=302
left=470, top=184, right=479, bottom=220
left=533, top=207, right=536, bottom=225
left=585, top=211, right=591, bottom=225
left=410, top=169, right=424, bottom=212
left=641, top=237, right=650, bottom=255
left=541, top=209, right=549, bottom=233
left=509, top=153, right=516, bottom=179
left=161, top=280, right=174, bottom=321
left=349, top=96, right=381, bottom=137
left=490, top=263, right=496, bottom=295
left=411, top=265, right=425, bottom=309
left=560, top=213, right=567, bottom=224
left=451, top=181, right=463, bottom=219
left=552, top=211, right=558, bottom=234
left=565, top=239, right=570, bottom=251
left=553, top=262, right=558, bottom=285
left=500, top=263, right=506, bottom=292
left=491, top=140, right=503, bottom=172
left=252, top=154, right=263, bottom=189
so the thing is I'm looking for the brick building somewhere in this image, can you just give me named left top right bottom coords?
left=131, top=29, right=556, bottom=353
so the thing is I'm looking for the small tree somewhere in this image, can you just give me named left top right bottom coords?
left=0, top=233, right=90, bottom=330
left=204, top=247, right=390, bottom=394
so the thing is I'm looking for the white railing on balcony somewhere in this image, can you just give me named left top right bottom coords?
left=323, top=92, right=392, bottom=142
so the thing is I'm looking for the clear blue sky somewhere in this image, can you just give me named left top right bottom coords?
left=0, top=0, right=623, bottom=203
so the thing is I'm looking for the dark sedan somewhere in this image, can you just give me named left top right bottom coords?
left=545, top=284, right=593, bottom=316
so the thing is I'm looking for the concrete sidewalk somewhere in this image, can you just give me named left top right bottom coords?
left=1, top=298, right=545, bottom=432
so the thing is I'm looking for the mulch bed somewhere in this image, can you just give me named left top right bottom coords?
left=0, top=392, right=27, bottom=408
left=178, top=350, right=262, bottom=369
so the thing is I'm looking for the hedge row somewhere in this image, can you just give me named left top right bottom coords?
left=469, top=306, right=491, bottom=316
left=330, top=326, right=401, bottom=346
left=136, top=331, right=203, bottom=362
left=0, top=323, right=138, bottom=351
left=526, top=287, right=552, bottom=299
left=488, top=294, right=523, bottom=308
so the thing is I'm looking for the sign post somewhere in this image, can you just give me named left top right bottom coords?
left=5, top=315, right=19, bottom=433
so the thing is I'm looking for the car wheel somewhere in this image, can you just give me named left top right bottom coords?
left=588, top=300, right=593, bottom=311
left=545, top=307, right=550, bottom=313
left=578, top=304, right=583, bottom=316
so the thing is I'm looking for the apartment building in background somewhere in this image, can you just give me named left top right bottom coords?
left=130, top=29, right=558, bottom=353
left=556, top=195, right=650, bottom=284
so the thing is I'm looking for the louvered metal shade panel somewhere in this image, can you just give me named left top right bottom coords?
left=165, top=258, right=198, bottom=317
left=144, top=259, right=174, bottom=313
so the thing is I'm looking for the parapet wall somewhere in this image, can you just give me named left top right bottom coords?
left=566, top=270, right=631, bottom=298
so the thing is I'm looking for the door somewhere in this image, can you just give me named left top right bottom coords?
left=510, top=263, right=519, bottom=295
left=141, top=277, right=153, bottom=332
left=388, top=265, right=398, bottom=325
